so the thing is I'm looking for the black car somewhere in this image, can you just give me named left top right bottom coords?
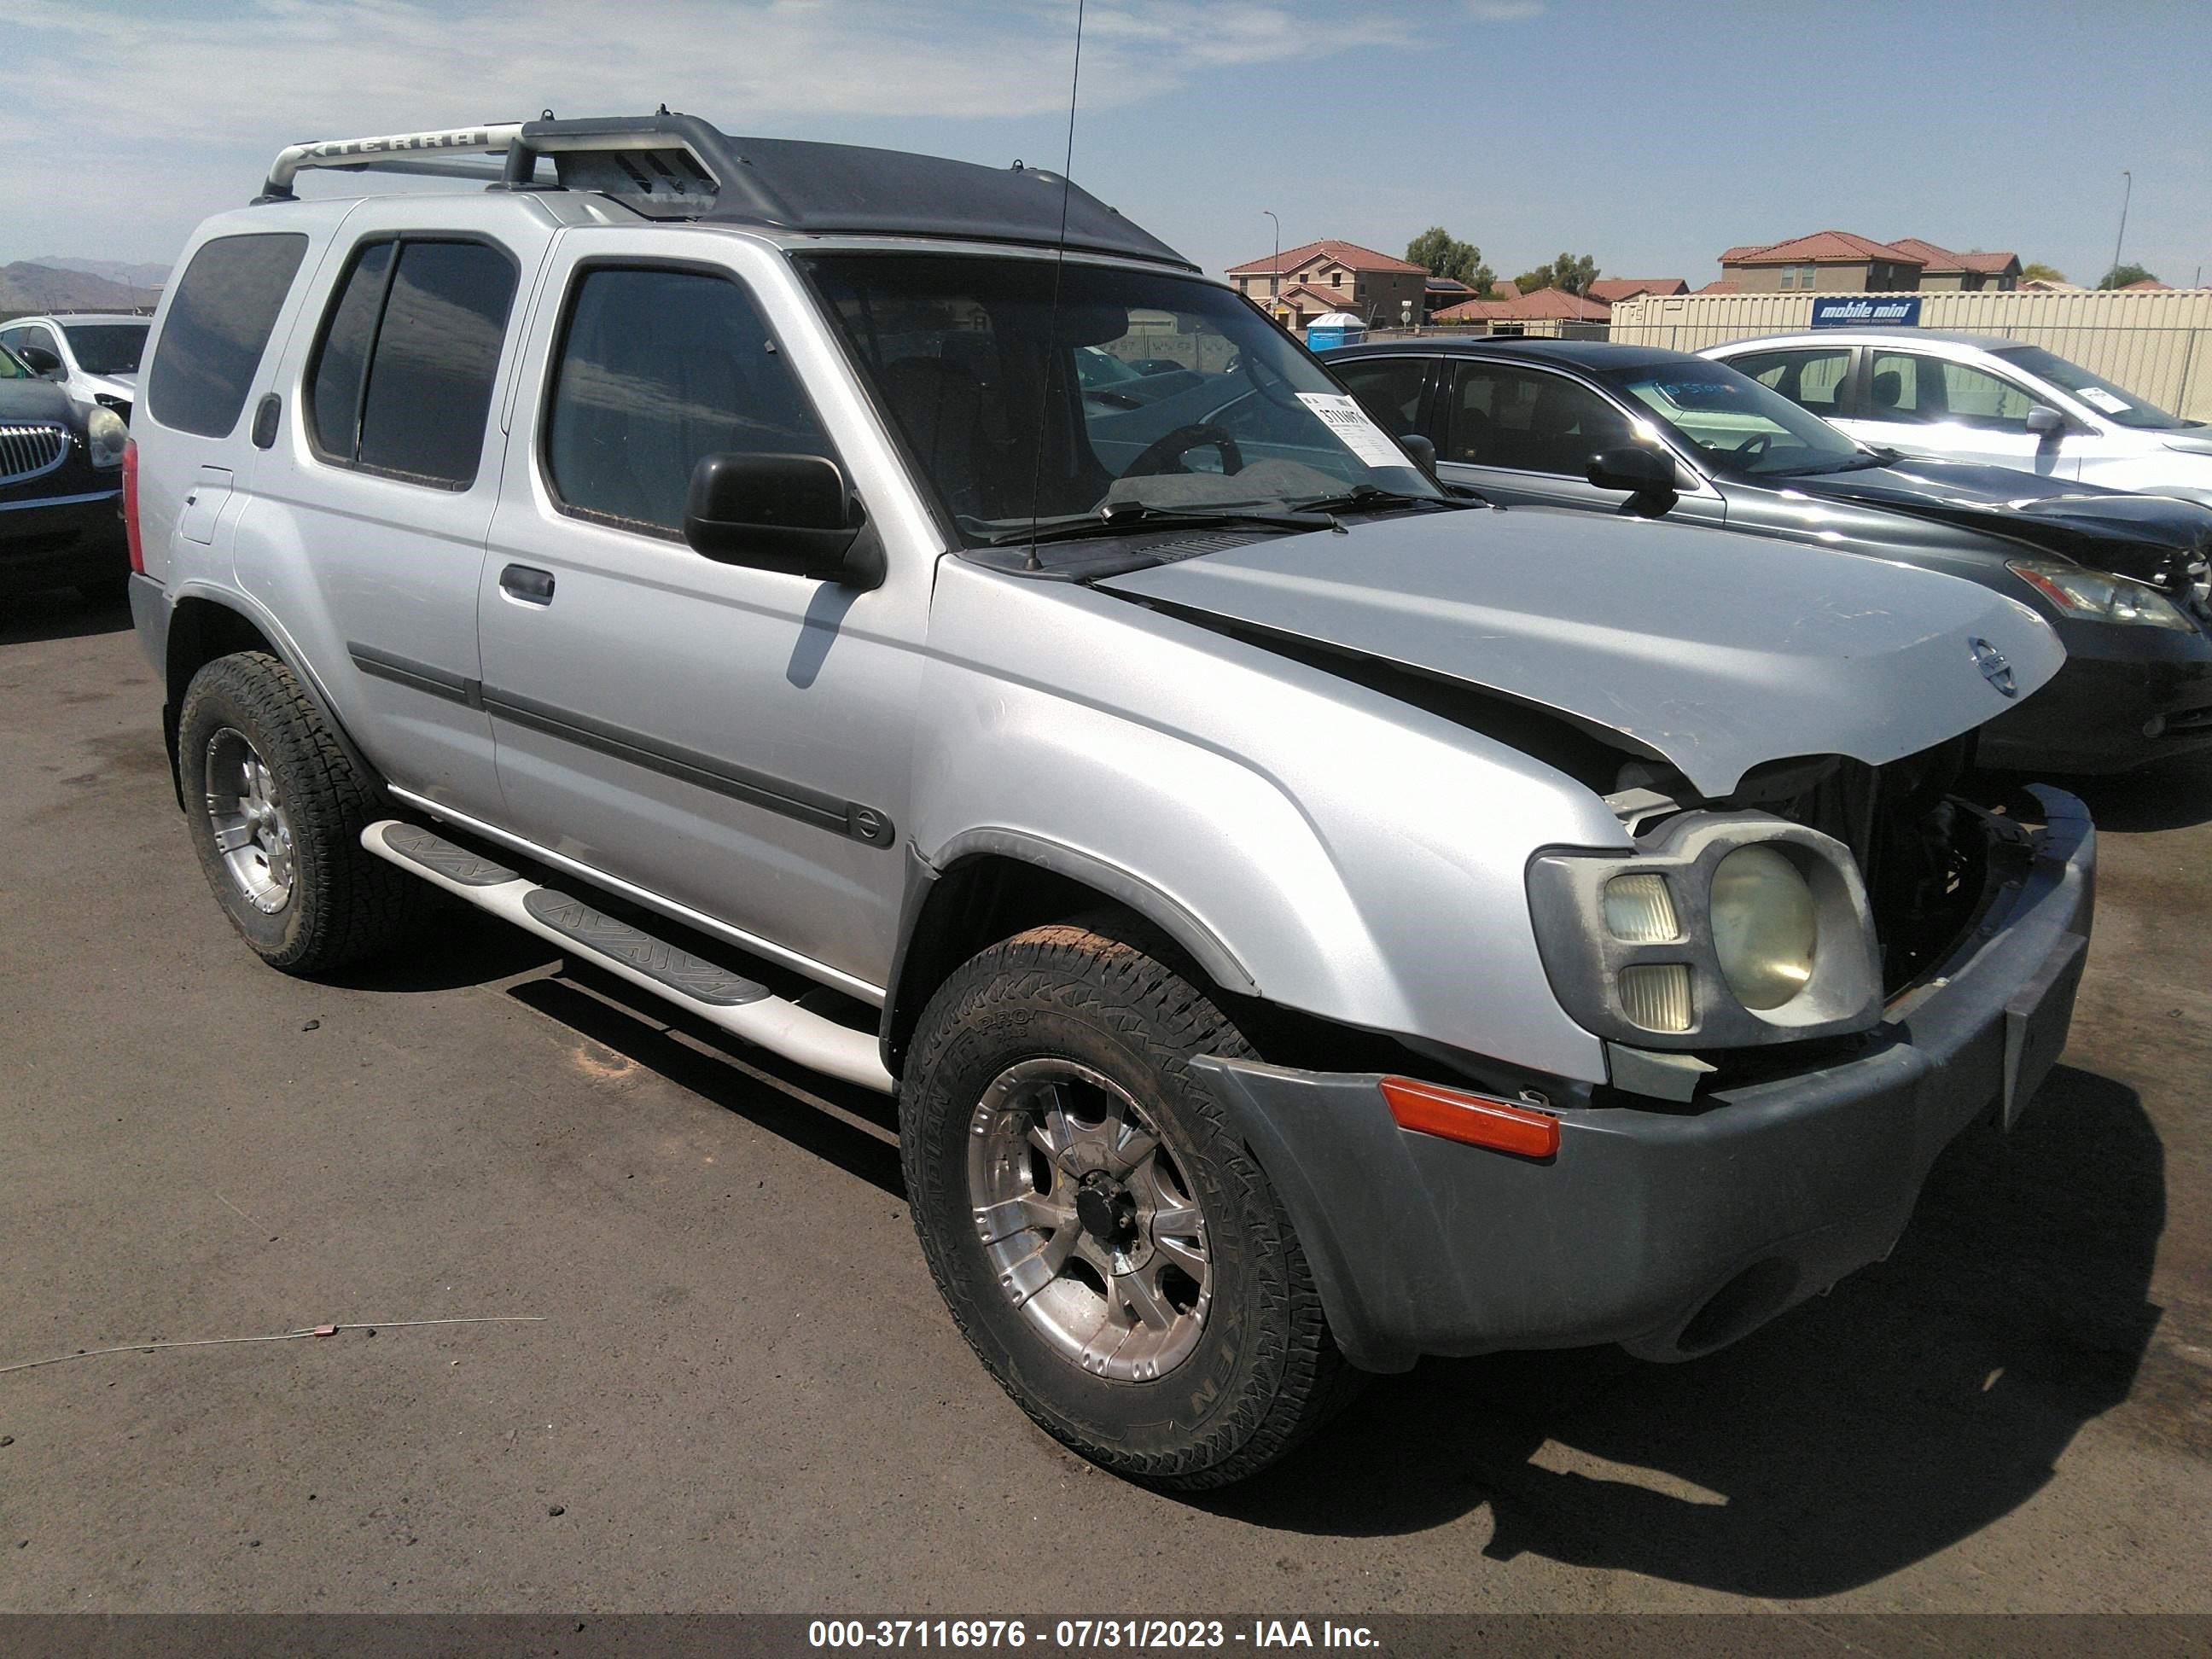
left=1323, top=337, right=2212, bottom=774
left=0, top=340, right=131, bottom=603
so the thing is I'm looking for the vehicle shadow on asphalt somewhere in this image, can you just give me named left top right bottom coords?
left=504, top=963, right=905, bottom=1198
left=0, top=589, right=131, bottom=647
left=1195, top=1063, right=2168, bottom=1598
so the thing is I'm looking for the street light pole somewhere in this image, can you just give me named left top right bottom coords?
left=1262, top=209, right=1281, bottom=323
left=2109, top=170, right=2132, bottom=287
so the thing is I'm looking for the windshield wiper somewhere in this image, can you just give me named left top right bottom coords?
left=1287, top=484, right=1464, bottom=515
left=981, top=504, right=1342, bottom=548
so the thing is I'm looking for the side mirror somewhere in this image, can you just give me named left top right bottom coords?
left=1587, top=444, right=1679, bottom=508
left=2026, top=407, right=2066, bottom=440
left=1397, top=432, right=1438, bottom=474
left=684, top=452, right=882, bottom=588
left=16, top=345, right=63, bottom=377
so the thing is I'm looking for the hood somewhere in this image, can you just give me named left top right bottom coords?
left=1097, top=507, right=2063, bottom=799
left=1785, top=456, right=2212, bottom=585
left=85, top=370, right=137, bottom=394
left=2162, top=429, right=2212, bottom=459
left=0, top=377, right=75, bottom=425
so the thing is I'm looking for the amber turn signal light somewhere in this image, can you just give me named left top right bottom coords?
left=1380, top=1075, right=1560, bottom=1160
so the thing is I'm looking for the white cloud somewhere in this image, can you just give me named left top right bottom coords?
left=0, top=0, right=1437, bottom=260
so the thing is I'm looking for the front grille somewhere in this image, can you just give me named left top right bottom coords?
left=0, top=422, right=69, bottom=488
left=1737, top=742, right=1988, bottom=993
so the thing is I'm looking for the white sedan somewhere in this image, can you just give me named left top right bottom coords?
left=1704, top=329, right=2212, bottom=507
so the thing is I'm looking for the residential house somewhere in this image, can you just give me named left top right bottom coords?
left=1586, top=276, right=1689, bottom=304
left=1225, top=238, right=1429, bottom=329
left=1717, top=232, right=2020, bottom=293
left=1717, top=232, right=1927, bottom=293
left=1885, top=239, right=2022, bottom=291
left=1430, top=286, right=1610, bottom=337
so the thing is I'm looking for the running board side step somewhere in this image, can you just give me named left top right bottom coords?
left=364, top=819, right=894, bottom=1094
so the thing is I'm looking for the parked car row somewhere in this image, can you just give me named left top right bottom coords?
left=123, top=112, right=2098, bottom=1489
left=0, top=337, right=131, bottom=602
left=1324, top=337, right=2212, bottom=774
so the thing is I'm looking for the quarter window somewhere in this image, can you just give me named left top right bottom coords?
left=544, top=265, right=835, bottom=537
left=306, top=237, right=516, bottom=488
left=145, top=232, right=309, bottom=438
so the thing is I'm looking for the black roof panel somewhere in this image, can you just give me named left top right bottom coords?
left=528, top=113, right=1195, bottom=270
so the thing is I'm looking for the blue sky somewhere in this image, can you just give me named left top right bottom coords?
left=5, top=0, right=2207, bottom=288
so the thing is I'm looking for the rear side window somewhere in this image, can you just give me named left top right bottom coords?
left=145, top=232, right=309, bottom=437
left=544, top=265, right=834, bottom=536
left=1729, top=346, right=1853, bottom=414
left=306, top=237, right=517, bottom=488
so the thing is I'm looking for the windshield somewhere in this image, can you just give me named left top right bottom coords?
left=1992, top=344, right=2186, bottom=429
left=1593, top=358, right=1867, bottom=476
left=60, top=323, right=148, bottom=376
left=797, top=253, right=1438, bottom=543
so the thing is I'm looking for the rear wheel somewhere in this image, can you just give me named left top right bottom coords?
left=901, top=922, right=1358, bottom=1488
left=177, top=650, right=420, bottom=974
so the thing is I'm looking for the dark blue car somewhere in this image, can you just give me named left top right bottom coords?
left=1324, top=336, right=2212, bottom=774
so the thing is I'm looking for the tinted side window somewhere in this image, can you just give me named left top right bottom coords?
left=1332, top=358, right=1426, bottom=435
left=306, top=240, right=394, bottom=461
left=359, top=242, right=515, bottom=486
left=1447, top=362, right=1631, bottom=474
left=146, top=233, right=308, bottom=438
left=544, top=266, right=834, bottom=536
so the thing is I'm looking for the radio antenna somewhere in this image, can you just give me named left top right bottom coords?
left=1024, top=0, right=1086, bottom=572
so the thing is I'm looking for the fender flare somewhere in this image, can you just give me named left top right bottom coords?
left=879, top=825, right=1260, bottom=1072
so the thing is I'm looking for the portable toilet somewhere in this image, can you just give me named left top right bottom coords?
left=1306, top=311, right=1366, bottom=351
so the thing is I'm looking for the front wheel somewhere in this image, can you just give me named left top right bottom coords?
left=901, top=923, right=1358, bottom=1488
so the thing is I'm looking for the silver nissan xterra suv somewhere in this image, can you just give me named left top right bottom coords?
left=126, top=114, right=2095, bottom=1488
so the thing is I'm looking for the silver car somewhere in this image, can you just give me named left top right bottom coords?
left=0, top=311, right=148, bottom=424
left=1706, top=329, right=2212, bottom=507
left=125, top=114, right=2093, bottom=1488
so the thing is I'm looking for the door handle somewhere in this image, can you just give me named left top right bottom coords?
left=500, top=564, right=556, bottom=603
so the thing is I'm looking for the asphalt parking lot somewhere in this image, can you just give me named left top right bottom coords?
left=2, top=590, right=2209, bottom=1618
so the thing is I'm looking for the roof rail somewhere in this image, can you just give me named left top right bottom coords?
left=253, top=113, right=1196, bottom=270
left=256, top=123, right=527, bottom=201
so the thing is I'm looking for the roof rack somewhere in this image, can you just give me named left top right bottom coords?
left=253, top=113, right=1195, bottom=271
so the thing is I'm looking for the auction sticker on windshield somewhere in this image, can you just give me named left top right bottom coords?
left=1296, top=392, right=1406, bottom=467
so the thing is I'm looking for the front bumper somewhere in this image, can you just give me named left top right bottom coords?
left=1975, top=616, right=2212, bottom=772
left=1198, top=787, right=2095, bottom=1374
left=0, top=486, right=126, bottom=596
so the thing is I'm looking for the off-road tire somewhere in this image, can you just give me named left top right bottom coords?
left=901, top=922, right=1360, bottom=1488
left=177, top=650, right=419, bottom=974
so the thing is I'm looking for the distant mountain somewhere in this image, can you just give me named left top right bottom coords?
left=0, top=262, right=162, bottom=316
left=33, top=257, right=170, bottom=291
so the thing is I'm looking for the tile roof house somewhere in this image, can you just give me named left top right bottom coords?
left=1586, top=276, right=1690, bottom=304
left=1226, top=237, right=1429, bottom=329
left=1885, top=238, right=2023, bottom=290
left=1431, top=286, right=1610, bottom=335
left=1718, top=232, right=2019, bottom=293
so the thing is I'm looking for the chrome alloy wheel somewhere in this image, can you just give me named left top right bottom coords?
left=967, top=1058, right=1212, bottom=1382
left=204, top=727, right=294, bottom=915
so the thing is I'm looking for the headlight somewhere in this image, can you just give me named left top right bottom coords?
left=1526, top=815, right=1883, bottom=1051
left=1709, top=845, right=1818, bottom=1009
left=2007, top=557, right=2195, bottom=631
left=84, top=405, right=128, bottom=469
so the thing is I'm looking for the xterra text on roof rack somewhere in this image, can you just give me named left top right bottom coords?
left=126, top=114, right=2093, bottom=1487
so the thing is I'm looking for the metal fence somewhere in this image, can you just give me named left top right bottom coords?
left=1607, top=288, right=2212, bottom=422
